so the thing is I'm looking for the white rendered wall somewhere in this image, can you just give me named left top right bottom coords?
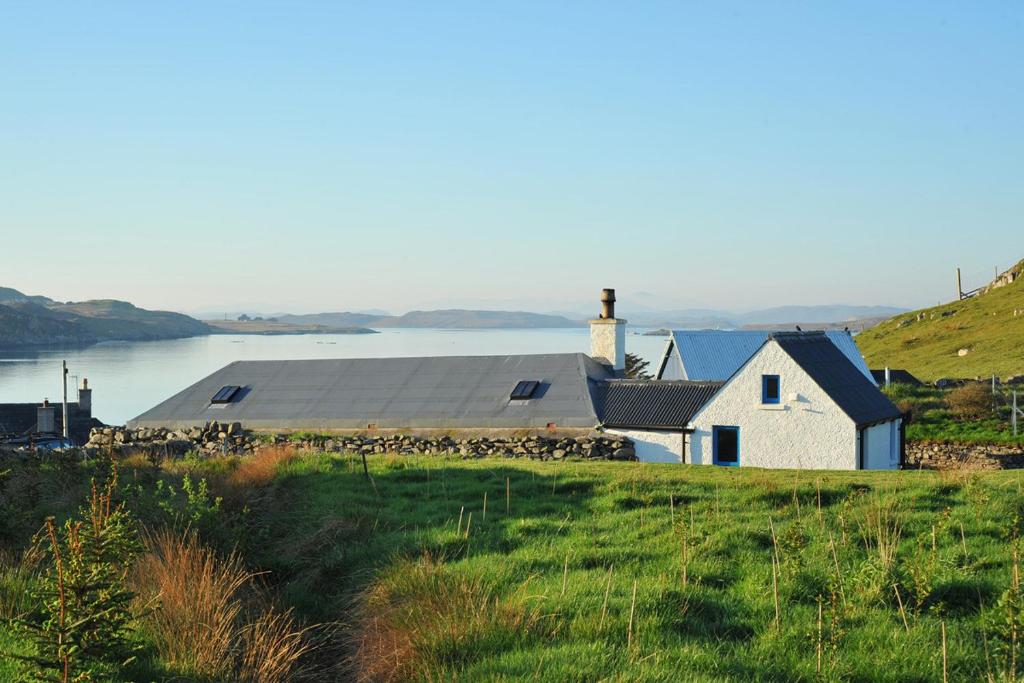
left=689, top=341, right=858, bottom=470
left=605, top=428, right=684, bottom=463
left=590, top=319, right=626, bottom=370
left=861, top=419, right=901, bottom=470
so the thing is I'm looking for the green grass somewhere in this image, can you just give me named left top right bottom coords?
left=883, top=383, right=1024, bottom=444
left=857, top=259, right=1024, bottom=381
left=3, top=451, right=1024, bottom=681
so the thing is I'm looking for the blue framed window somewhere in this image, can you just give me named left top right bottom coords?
left=762, top=375, right=780, bottom=404
left=712, top=426, right=740, bottom=466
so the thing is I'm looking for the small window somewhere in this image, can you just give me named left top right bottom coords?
left=510, top=380, right=540, bottom=401
left=211, top=385, right=240, bottom=404
left=762, top=375, right=780, bottom=404
left=713, top=426, right=739, bottom=466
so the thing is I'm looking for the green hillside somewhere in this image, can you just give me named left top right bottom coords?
left=0, top=289, right=211, bottom=347
left=857, top=260, right=1024, bottom=381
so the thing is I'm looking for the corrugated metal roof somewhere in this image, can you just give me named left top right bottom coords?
left=597, top=380, right=723, bottom=429
left=128, top=353, right=612, bottom=431
left=665, top=330, right=875, bottom=384
left=774, top=333, right=902, bottom=427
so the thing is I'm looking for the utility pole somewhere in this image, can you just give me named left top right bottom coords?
left=61, top=360, right=69, bottom=440
left=956, top=267, right=963, bottom=301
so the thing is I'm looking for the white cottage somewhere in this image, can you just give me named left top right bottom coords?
left=604, top=332, right=904, bottom=470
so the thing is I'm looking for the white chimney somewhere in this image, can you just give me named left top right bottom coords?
left=590, top=288, right=626, bottom=372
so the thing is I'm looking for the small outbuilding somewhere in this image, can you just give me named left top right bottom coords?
left=599, top=380, right=723, bottom=463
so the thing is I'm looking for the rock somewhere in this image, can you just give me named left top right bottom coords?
left=612, top=447, right=636, bottom=460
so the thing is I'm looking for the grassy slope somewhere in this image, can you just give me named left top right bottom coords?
left=856, top=260, right=1024, bottom=381
left=3, top=453, right=1023, bottom=681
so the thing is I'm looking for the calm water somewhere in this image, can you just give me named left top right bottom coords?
left=0, top=329, right=669, bottom=425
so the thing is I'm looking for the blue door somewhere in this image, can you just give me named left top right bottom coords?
left=712, top=426, right=740, bottom=466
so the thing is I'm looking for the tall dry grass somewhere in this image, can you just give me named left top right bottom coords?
left=857, top=495, right=903, bottom=570
left=351, top=554, right=550, bottom=683
left=227, top=445, right=299, bottom=490
left=0, top=546, right=41, bottom=620
left=131, top=527, right=316, bottom=682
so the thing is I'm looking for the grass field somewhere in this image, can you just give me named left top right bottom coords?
left=3, top=450, right=1024, bottom=681
left=856, top=260, right=1024, bottom=382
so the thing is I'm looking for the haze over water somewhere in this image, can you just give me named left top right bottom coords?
left=0, top=329, right=668, bottom=426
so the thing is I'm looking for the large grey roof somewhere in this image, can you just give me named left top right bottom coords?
left=774, top=333, right=902, bottom=427
left=660, top=330, right=875, bottom=384
left=128, top=353, right=612, bottom=431
left=597, top=380, right=723, bottom=429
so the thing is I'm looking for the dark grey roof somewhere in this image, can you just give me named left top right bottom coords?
left=597, top=380, right=723, bottom=429
left=773, top=333, right=902, bottom=427
left=128, top=353, right=612, bottom=431
left=870, top=369, right=923, bottom=387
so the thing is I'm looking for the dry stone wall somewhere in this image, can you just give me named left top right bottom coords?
left=904, top=441, right=1024, bottom=470
left=84, top=423, right=638, bottom=461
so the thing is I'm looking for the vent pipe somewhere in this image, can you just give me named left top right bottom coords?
left=62, top=361, right=69, bottom=440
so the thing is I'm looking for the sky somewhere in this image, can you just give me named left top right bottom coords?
left=1, top=1, right=1021, bottom=316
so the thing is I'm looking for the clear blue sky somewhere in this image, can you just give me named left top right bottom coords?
left=2, top=2, right=1020, bottom=315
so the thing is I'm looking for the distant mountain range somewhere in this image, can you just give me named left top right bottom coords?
left=0, top=285, right=907, bottom=349
left=275, top=310, right=581, bottom=329
left=242, top=304, right=905, bottom=331
left=0, top=288, right=211, bottom=347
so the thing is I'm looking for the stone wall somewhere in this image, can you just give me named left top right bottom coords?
left=904, top=441, right=1024, bottom=470
left=84, top=423, right=638, bottom=462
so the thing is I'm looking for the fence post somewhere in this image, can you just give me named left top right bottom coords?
left=1014, top=391, right=1018, bottom=437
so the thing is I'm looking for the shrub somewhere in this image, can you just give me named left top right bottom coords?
left=12, top=472, right=142, bottom=682
left=945, top=383, right=995, bottom=421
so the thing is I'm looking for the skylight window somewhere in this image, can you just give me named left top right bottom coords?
left=510, top=380, right=540, bottom=401
left=211, top=385, right=241, bottom=404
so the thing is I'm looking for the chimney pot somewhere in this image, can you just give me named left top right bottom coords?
left=600, top=288, right=616, bottom=319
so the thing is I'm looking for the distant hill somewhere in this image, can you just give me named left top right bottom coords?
left=0, top=287, right=55, bottom=306
left=856, top=259, right=1024, bottom=381
left=0, top=289, right=211, bottom=347
left=733, top=305, right=905, bottom=326
left=206, top=320, right=377, bottom=335
left=278, top=309, right=582, bottom=329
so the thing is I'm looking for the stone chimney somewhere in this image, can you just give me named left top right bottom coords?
left=78, top=378, right=92, bottom=417
left=589, top=288, right=626, bottom=371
